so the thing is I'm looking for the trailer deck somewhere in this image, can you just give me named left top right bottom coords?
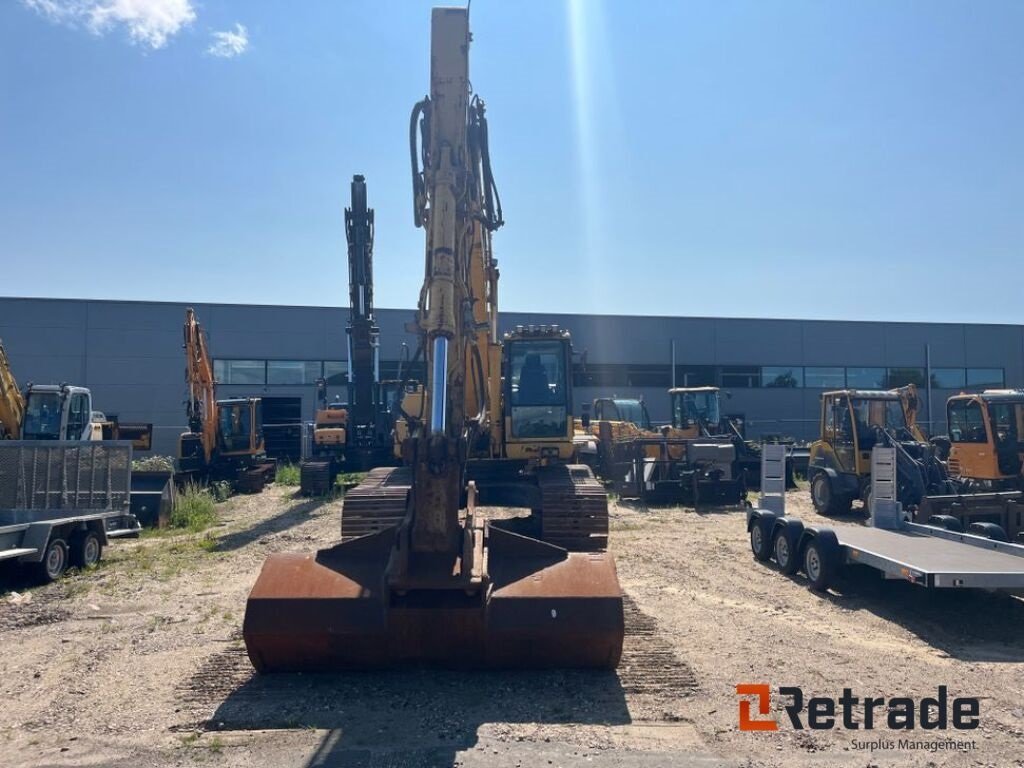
left=819, top=521, right=1024, bottom=588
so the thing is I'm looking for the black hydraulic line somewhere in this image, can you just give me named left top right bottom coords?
left=410, top=98, right=429, bottom=228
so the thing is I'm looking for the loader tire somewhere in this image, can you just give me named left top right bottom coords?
left=810, top=472, right=851, bottom=517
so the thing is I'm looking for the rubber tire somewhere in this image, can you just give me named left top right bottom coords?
left=749, top=515, right=774, bottom=562
left=803, top=536, right=838, bottom=591
left=810, top=472, right=852, bottom=516
left=71, top=531, right=103, bottom=569
left=927, top=514, right=963, bottom=533
left=31, top=538, right=69, bottom=584
left=968, top=522, right=1008, bottom=542
left=773, top=526, right=800, bottom=575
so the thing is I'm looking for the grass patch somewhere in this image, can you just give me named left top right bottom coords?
left=335, top=471, right=367, bottom=489
left=275, top=463, right=301, bottom=486
left=169, top=482, right=218, bottom=533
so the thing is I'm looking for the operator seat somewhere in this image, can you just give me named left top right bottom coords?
left=518, top=353, right=551, bottom=404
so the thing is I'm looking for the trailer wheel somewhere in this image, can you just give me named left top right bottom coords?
left=773, top=527, right=800, bottom=575
left=32, top=538, right=69, bottom=584
left=749, top=516, right=774, bottom=561
left=926, top=514, right=963, bottom=533
left=803, top=535, right=839, bottom=591
left=71, top=531, right=103, bottom=569
left=968, top=522, right=1008, bottom=542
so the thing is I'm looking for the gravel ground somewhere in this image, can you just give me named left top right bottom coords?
left=1, top=484, right=1022, bottom=767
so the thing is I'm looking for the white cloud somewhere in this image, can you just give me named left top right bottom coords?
left=22, top=0, right=197, bottom=49
left=207, top=23, right=248, bottom=59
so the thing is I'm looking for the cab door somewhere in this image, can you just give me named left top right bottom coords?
left=829, top=395, right=857, bottom=473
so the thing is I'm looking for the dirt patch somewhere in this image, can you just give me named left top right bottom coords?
left=1, top=485, right=1022, bottom=767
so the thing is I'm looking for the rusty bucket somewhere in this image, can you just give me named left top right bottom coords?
left=243, top=525, right=624, bottom=672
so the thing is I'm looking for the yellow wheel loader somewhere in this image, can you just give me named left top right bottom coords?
left=576, top=395, right=746, bottom=506
left=242, top=7, right=624, bottom=672
left=807, top=385, right=955, bottom=515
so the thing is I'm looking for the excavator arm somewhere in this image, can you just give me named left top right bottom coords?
left=0, top=339, right=25, bottom=439
left=243, top=6, right=623, bottom=673
left=182, top=308, right=218, bottom=465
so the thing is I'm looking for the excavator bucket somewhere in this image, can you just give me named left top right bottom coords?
left=243, top=525, right=624, bottom=672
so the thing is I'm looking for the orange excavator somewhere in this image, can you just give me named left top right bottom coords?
left=177, top=308, right=274, bottom=492
left=243, top=6, right=624, bottom=671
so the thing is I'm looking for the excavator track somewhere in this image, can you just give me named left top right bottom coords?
left=299, top=460, right=335, bottom=496
left=340, top=466, right=411, bottom=539
left=537, top=464, right=609, bottom=552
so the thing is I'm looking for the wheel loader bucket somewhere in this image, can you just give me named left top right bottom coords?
left=243, top=525, right=624, bottom=672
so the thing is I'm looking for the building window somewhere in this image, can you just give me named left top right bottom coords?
left=627, top=365, right=671, bottom=388
left=721, top=366, right=760, bottom=388
left=762, top=367, right=802, bottom=388
left=324, top=361, right=348, bottom=385
left=844, top=367, right=885, bottom=389
left=805, top=367, right=844, bottom=389
left=887, top=367, right=925, bottom=388
left=931, top=368, right=965, bottom=389
left=214, top=359, right=266, bottom=385
left=674, top=366, right=716, bottom=388
left=573, top=364, right=628, bottom=388
left=267, top=360, right=322, bottom=385
left=966, top=368, right=1004, bottom=388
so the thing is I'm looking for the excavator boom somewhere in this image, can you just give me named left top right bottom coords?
left=243, top=6, right=624, bottom=672
left=0, top=339, right=25, bottom=439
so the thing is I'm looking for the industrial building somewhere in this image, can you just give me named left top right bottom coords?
left=1, top=295, right=1019, bottom=458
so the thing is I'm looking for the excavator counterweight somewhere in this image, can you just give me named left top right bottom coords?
left=243, top=6, right=624, bottom=672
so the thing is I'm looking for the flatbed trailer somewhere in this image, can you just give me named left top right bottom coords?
left=747, top=446, right=1024, bottom=591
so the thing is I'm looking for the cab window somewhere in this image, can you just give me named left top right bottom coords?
left=948, top=400, right=987, bottom=443
left=507, top=340, right=569, bottom=438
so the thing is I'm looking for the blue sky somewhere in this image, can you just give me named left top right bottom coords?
left=1, top=1, right=1021, bottom=322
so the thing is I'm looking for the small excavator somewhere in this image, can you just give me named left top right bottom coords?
left=243, top=7, right=624, bottom=671
left=177, top=308, right=274, bottom=492
left=915, top=390, right=1024, bottom=541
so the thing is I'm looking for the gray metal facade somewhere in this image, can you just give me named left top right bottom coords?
left=2, top=296, right=1022, bottom=456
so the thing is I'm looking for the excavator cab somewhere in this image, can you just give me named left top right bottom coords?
left=216, top=398, right=264, bottom=456
left=503, top=328, right=574, bottom=461
left=22, top=385, right=93, bottom=441
left=592, top=398, right=652, bottom=431
left=947, top=392, right=1024, bottom=482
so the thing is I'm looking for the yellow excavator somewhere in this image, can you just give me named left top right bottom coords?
left=177, top=308, right=274, bottom=492
left=916, top=390, right=1024, bottom=542
left=243, top=7, right=624, bottom=671
left=0, top=339, right=25, bottom=440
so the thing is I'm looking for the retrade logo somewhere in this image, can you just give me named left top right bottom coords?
left=736, top=683, right=777, bottom=731
left=735, top=685, right=980, bottom=732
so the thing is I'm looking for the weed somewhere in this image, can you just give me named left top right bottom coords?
left=275, top=463, right=301, bottom=486
left=170, top=483, right=218, bottom=533
left=132, top=455, right=176, bottom=472
left=207, top=480, right=233, bottom=502
left=335, top=471, right=367, bottom=489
